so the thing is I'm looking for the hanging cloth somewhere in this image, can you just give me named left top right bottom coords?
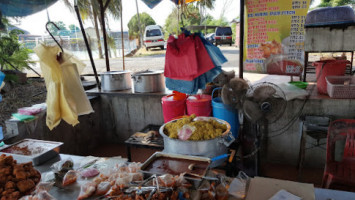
left=34, top=44, right=93, bottom=130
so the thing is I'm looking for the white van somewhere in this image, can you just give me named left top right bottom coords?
left=143, top=25, right=165, bottom=51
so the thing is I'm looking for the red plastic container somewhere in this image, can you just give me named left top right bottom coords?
left=186, top=94, right=212, bottom=117
left=314, top=60, right=348, bottom=94
left=161, top=94, right=187, bottom=123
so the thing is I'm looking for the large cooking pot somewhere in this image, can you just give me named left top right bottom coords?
left=101, top=71, right=132, bottom=91
left=132, top=70, right=165, bottom=93
left=159, top=117, right=235, bottom=167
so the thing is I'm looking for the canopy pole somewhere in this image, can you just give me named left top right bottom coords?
left=120, top=0, right=125, bottom=71
left=74, top=3, right=101, bottom=89
left=239, top=0, right=245, bottom=79
left=99, top=0, right=110, bottom=71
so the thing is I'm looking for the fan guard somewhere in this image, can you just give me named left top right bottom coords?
left=242, top=82, right=287, bottom=124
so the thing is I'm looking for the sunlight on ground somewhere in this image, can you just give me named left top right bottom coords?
left=133, top=47, right=166, bottom=57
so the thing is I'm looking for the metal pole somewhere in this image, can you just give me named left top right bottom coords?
left=75, top=4, right=101, bottom=89
left=135, top=0, right=143, bottom=48
left=99, top=0, right=110, bottom=72
left=239, top=0, right=245, bottom=79
left=120, top=0, right=125, bottom=70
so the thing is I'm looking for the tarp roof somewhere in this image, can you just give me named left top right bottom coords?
left=0, top=0, right=58, bottom=17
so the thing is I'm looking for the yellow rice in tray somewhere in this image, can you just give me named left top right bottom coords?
left=164, top=115, right=227, bottom=141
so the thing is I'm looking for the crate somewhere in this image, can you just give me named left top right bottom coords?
left=326, top=76, right=355, bottom=98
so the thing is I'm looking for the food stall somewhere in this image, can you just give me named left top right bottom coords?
left=2, top=0, right=355, bottom=199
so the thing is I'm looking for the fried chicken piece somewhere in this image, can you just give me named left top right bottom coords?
left=17, top=179, right=35, bottom=193
left=0, top=155, right=15, bottom=166
left=14, top=170, right=27, bottom=180
left=0, top=166, right=12, bottom=176
left=5, top=181, right=16, bottom=189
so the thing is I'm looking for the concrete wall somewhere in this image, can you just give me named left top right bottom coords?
left=99, top=93, right=165, bottom=143
left=267, top=98, right=355, bottom=168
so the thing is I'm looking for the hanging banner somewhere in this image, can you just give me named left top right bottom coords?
left=243, top=0, right=311, bottom=75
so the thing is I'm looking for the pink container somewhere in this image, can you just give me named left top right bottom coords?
left=314, top=60, right=348, bottom=94
left=161, top=95, right=186, bottom=123
left=186, top=94, right=212, bottom=117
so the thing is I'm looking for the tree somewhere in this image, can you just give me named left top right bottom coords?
left=69, top=24, right=80, bottom=32
left=196, top=0, right=216, bottom=24
left=63, top=0, right=122, bottom=59
left=318, top=0, right=355, bottom=7
left=164, top=4, right=201, bottom=38
left=0, top=30, right=34, bottom=71
left=128, top=12, right=156, bottom=46
left=47, top=21, right=67, bottom=36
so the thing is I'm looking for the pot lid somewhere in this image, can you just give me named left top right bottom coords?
left=132, top=70, right=163, bottom=76
left=100, top=70, right=131, bottom=75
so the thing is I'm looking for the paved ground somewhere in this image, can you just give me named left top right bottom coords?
left=25, top=45, right=303, bottom=83
left=80, top=46, right=240, bottom=74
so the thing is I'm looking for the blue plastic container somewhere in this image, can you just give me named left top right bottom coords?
left=211, top=88, right=239, bottom=139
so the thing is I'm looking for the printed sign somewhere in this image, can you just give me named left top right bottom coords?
left=244, top=0, right=311, bottom=75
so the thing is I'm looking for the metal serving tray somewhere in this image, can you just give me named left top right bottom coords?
left=140, top=152, right=211, bottom=188
left=0, top=139, right=63, bottom=166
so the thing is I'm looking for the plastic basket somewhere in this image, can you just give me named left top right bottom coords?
left=326, top=76, right=355, bottom=98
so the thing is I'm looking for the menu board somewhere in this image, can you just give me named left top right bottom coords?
left=243, top=0, right=311, bottom=75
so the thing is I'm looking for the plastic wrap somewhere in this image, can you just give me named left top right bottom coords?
left=62, top=170, right=77, bottom=186
left=80, top=168, right=99, bottom=178
left=95, top=181, right=111, bottom=196
left=77, top=182, right=96, bottom=200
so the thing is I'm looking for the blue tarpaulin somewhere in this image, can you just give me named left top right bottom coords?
left=141, top=0, right=163, bottom=9
left=0, top=0, right=58, bottom=17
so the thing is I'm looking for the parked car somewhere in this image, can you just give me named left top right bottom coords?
left=205, top=33, right=215, bottom=44
left=215, top=26, right=233, bottom=46
left=143, top=25, right=165, bottom=51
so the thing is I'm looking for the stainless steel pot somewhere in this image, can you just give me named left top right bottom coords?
left=132, top=70, right=165, bottom=93
left=159, top=117, right=235, bottom=168
left=101, top=71, right=132, bottom=91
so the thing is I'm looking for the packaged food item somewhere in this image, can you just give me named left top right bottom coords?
left=95, top=181, right=111, bottom=196
left=80, top=168, right=99, bottom=178
left=77, top=182, right=96, bottom=200
left=62, top=170, right=77, bottom=186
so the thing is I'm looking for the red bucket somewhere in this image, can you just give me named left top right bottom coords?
left=186, top=94, right=212, bottom=117
left=161, top=94, right=187, bottom=123
left=314, top=60, right=348, bottom=94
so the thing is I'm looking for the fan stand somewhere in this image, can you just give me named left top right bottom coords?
left=256, top=101, right=272, bottom=176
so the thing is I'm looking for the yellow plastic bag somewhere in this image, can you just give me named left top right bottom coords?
left=34, top=44, right=93, bottom=130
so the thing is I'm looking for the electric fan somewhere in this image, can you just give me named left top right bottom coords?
left=222, top=80, right=287, bottom=175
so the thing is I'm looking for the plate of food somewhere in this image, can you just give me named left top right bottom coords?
left=0, top=154, right=41, bottom=199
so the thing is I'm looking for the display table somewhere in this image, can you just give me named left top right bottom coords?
left=15, top=154, right=355, bottom=200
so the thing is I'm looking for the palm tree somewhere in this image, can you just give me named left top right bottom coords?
left=63, top=0, right=121, bottom=59
left=196, top=0, right=216, bottom=25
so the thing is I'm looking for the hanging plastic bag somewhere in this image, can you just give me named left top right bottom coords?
left=164, top=35, right=199, bottom=81
left=34, top=44, right=93, bottom=130
left=198, top=33, right=228, bottom=67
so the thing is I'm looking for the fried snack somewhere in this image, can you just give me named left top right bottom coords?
left=0, top=155, right=41, bottom=200
left=164, top=115, right=227, bottom=140
left=62, top=170, right=77, bottom=186
left=260, top=40, right=282, bottom=58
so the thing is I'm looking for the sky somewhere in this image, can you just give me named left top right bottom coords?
left=13, top=0, right=241, bottom=35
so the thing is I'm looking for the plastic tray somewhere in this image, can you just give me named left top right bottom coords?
left=0, top=139, right=63, bottom=165
left=326, top=76, right=355, bottom=98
